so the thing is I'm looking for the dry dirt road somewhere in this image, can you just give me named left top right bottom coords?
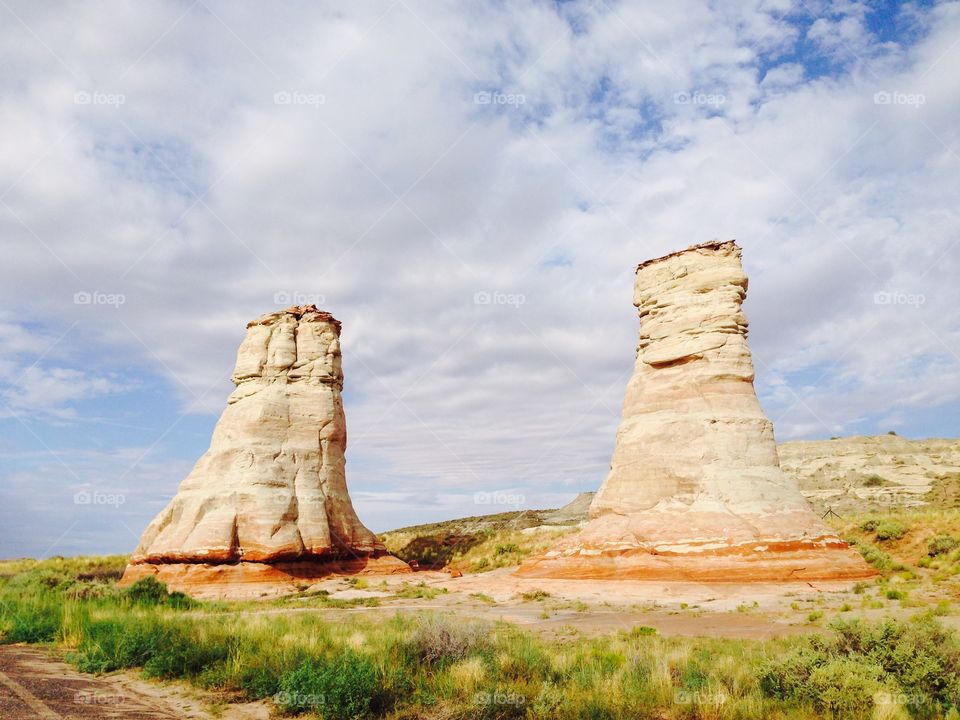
left=0, top=645, right=268, bottom=720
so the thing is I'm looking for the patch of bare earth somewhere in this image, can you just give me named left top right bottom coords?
left=0, top=645, right=268, bottom=720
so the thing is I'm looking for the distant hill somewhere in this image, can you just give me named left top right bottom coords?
left=779, top=434, right=960, bottom=515
left=382, top=436, right=960, bottom=566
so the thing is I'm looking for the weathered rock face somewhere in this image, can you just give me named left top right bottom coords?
left=517, top=241, right=874, bottom=581
left=779, top=435, right=960, bottom=514
left=121, top=306, right=409, bottom=598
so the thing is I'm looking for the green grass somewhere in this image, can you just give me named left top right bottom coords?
left=0, top=548, right=960, bottom=720
left=3, top=555, right=960, bottom=718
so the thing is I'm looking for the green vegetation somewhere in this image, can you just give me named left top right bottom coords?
left=875, top=520, right=909, bottom=541
left=379, top=511, right=578, bottom=572
left=833, top=509, right=960, bottom=592
left=929, top=534, right=959, bottom=557
left=3, top=556, right=960, bottom=718
left=761, top=616, right=960, bottom=719
left=391, top=581, right=448, bottom=600
left=857, top=517, right=908, bottom=540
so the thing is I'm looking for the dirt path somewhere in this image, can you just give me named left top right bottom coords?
left=0, top=645, right=268, bottom=720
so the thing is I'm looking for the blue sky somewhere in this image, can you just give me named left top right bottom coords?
left=1, top=0, right=958, bottom=559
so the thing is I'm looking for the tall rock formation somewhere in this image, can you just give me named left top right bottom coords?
left=121, top=306, right=409, bottom=598
left=517, top=241, right=873, bottom=581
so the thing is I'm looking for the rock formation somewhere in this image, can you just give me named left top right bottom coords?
left=779, top=435, right=960, bottom=514
left=120, top=306, right=409, bottom=598
left=517, top=241, right=874, bottom=582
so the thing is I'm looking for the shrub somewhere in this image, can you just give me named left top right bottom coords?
left=863, top=474, right=884, bottom=487
left=392, top=582, right=446, bottom=600
left=122, top=576, right=167, bottom=605
left=806, top=658, right=887, bottom=719
left=829, top=617, right=960, bottom=714
left=407, top=615, right=490, bottom=665
left=759, top=640, right=830, bottom=700
left=928, top=534, right=959, bottom=557
left=142, top=633, right=230, bottom=679
left=860, top=518, right=880, bottom=532
left=874, top=521, right=907, bottom=541
left=495, top=543, right=520, bottom=556
left=277, top=652, right=386, bottom=720
left=72, top=617, right=172, bottom=673
left=1, top=600, right=60, bottom=643
left=760, top=617, right=960, bottom=717
left=858, top=544, right=894, bottom=572
left=122, top=577, right=197, bottom=609
left=239, top=663, right=281, bottom=700
left=884, top=589, right=904, bottom=601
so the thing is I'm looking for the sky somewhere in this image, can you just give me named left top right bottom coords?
left=1, top=0, right=958, bottom=559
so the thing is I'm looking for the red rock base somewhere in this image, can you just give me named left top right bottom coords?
left=515, top=546, right=876, bottom=582
left=119, top=555, right=412, bottom=600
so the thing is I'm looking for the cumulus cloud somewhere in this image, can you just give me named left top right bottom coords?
left=0, top=0, right=958, bottom=556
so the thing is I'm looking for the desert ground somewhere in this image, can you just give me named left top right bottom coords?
left=2, top=435, right=959, bottom=720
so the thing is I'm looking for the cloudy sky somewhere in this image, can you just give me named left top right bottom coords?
left=1, top=0, right=958, bottom=559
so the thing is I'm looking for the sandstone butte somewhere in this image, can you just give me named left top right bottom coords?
left=120, top=306, right=409, bottom=599
left=517, top=241, right=875, bottom=582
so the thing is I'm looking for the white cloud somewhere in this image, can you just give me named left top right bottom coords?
left=0, top=0, right=958, bottom=554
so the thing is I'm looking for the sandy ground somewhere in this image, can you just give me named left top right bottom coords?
left=235, top=567, right=894, bottom=641
left=0, top=645, right=269, bottom=720
left=3, top=572, right=957, bottom=718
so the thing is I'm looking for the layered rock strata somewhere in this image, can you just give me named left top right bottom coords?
left=120, top=306, right=409, bottom=598
left=517, top=241, right=874, bottom=581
